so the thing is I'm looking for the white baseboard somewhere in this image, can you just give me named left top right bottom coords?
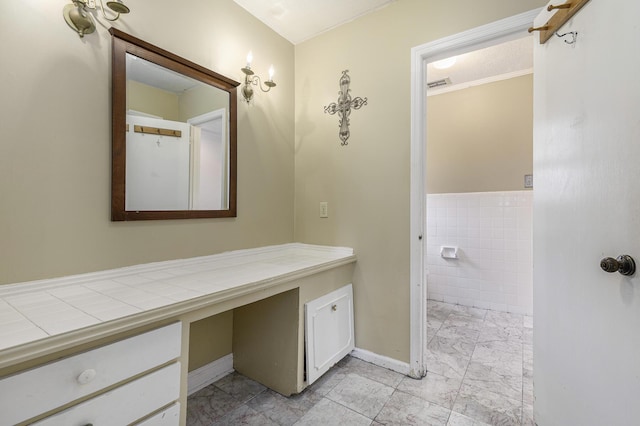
left=350, top=348, right=411, bottom=376
left=187, top=353, right=234, bottom=395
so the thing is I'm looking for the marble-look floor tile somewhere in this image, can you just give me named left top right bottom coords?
left=427, top=317, right=444, bottom=345
left=306, top=363, right=348, bottom=396
left=484, top=310, right=523, bottom=328
left=246, top=388, right=322, bottom=425
left=338, top=356, right=404, bottom=388
left=295, top=398, right=372, bottom=425
left=447, top=411, right=492, bottom=426
left=444, top=313, right=485, bottom=331
left=428, top=325, right=441, bottom=345
left=187, top=301, right=533, bottom=426
left=436, top=324, right=481, bottom=343
left=462, top=361, right=522, bottom=401
left=426, top=335, right=475, bottom=380
left=374, top=390, right=451, bottom=426
left=523, top=315, right=533, bottom=329
left=471, top=341, right=523, bottom=371
left=523, top=344, right=533, bottom=363
left=428, top=300, right=455, bottom=322
left=522, top=404, right=535, bottom=426
left=396, top=372, right=461, bottom=409
left=451, top=305, right=487, bottom=320
left=523, top=366, right=534, bottom=406
left=213, top=403, right=278, bottom=425
left=477, top=323, right=523, bottom=343
left=326, top=373, right=394, bottom=419
left=187, top=385, right=244, bottom=425
left=214, top=372, right=266, bottom=403
left=452, top=383, right=522, bottom=426
left=428, top=317, right=444, bottom=329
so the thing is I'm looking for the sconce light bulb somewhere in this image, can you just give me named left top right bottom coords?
left=268, top=65, right=274, bottom=81
left=246, top=51, right=253, bottom=67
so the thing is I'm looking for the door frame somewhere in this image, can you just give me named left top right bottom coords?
left=187, top=108, right=228, bottom=210
left=408, top=8, right=542, bottom=377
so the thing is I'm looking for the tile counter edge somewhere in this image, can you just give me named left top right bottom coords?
left=0, top=244, right=356, bottom=371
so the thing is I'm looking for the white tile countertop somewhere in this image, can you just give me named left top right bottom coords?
left=0, top=244, right=356, bottom=369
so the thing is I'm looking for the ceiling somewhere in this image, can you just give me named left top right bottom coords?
left=233, top=0, right=395, bottom=44
left=127, top=4, right=532, bottom=98
left=426, top=36, right=534, bottom=94
left=233, top=1, right=533, bottom=92
left=127, top=54, right=201, bottom=94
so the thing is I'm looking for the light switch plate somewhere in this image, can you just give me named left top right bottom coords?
left=319, top=202, right=328, bottom=218
left=524, top=174, right=533, bottom=188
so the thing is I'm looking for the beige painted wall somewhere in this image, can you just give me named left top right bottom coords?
left=427, top=75, right=533, bottom=194
left=0, top=0, right=294, bottom=286
left=188, top=311, right=233, bottom=371
left=127, top=80, right=181, bottom=120
left=127, top=79, right=229, bottom=123
left=178, top=84, right=230, bottom=123
left=0, top=0, right=547, bottom=371
left=294, top=0, right=546, bottom=362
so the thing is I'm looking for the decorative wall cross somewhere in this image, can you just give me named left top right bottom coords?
left=324, top=70, right=368, bottom=145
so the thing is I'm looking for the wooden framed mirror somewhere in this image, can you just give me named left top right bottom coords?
left=110, top=29, right=239, bottom=221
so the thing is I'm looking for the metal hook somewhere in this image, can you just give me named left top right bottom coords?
left=547, top=3, right=572, bottom=12
left=528, top=25, right=550, bottom=33
left=556, top=31, right=578, bottom=45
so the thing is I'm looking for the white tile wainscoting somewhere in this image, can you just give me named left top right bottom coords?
left=426, top=191, right=533, bottom=315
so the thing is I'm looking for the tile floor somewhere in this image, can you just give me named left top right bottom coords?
left=187, top=300, right=534, bottom=425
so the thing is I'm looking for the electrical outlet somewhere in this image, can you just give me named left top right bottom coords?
left=319, top=202, right=328, bottom=218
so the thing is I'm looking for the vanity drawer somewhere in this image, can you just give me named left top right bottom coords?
left=0, top=322, right=181, bottom=425
left=33, top=362, right=180, bottom=425
left=135, top=402, right=181, bottom=426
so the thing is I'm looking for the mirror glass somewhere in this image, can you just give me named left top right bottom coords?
left=111, top=29, right=239, bottom=221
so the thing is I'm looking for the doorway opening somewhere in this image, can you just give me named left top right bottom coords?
left=188, top=108, right=229, bottom=210
left=418, top=33, right=536, bottom=424
left=425, top=35, right=534, bottom=319
left=408, top=7, right=541, bottom=378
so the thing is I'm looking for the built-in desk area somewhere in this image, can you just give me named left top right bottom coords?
left=0, top=244, right=356, bottom=425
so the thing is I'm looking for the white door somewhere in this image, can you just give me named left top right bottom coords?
left=126, top=115, right=191, bottom=211
left=533, top=1, right=640, bottom=425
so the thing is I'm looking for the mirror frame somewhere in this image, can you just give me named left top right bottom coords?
left=110, top=28, right=239, bottom=221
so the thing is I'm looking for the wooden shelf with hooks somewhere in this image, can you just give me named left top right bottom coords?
left=133, top=125, right=182, bottom=137
left=528, top=0, right=590, bottom=44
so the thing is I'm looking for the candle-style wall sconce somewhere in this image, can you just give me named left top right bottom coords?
left=240, top=51, right=276, bottom=103
left=324, top=70, right=368, bottom=146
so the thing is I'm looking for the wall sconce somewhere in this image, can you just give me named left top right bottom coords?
left=63, top=0, right=131, bottom=38
left=240, top=52, right=276, bottom=103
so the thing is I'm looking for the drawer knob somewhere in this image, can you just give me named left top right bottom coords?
left=331, top=304, right=337, bottom=311
left=76, top=368, right=97, bottom=385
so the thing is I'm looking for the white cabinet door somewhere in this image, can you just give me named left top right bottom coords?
left=305, top=284, right=354, bottom=384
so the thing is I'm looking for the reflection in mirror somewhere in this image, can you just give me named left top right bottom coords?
left=126, top=55, right=229, bottom=211
left=110, top=29, right=239, bottom=220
